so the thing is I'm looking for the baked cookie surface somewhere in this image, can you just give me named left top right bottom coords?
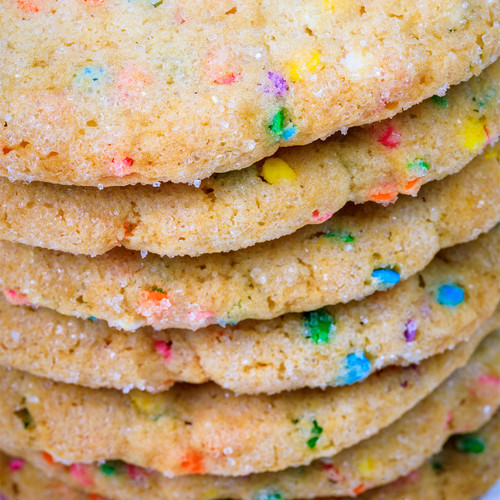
left=1, top=0, right=499, bottom=185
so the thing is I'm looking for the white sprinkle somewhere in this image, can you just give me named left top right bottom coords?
left=255, top=53, right=262, bottom=59
left=4, top=114, right=12, bottom=122
left=223, top=447, right=233, bottom=455
left=10, top=331, right=20, bottom=343
left=140, top=250, right=148, bottom=259
left=152, top=181, right=161, bottom=187
left=340, top=127, right=348, bottom=135
left=97, top=183, right=104, bottom=190
left=211, top=96, right=219, bottom=103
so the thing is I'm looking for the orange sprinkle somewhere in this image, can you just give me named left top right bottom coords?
left=123, top=222, right=136, bottom=238
left=42, top=452, right=55, bottom=465
left=404, top=178, right=420, bottom=191
left=369, top=190, right=398, bottom=202
left=89, top=494, right=107, bottom=500
left=352, top=484, right=366, bottom=495
left=180, top=450, right=205, bottom=474
left=16, top=0, right=43, bottom=12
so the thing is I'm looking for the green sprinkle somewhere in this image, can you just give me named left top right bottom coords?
left=152, top=0, right=163, bottom=6
left=302, top=308, right=336, bottom=344
left=431, top=455, right=444, bottom=473
left=431, top=95, right=448, bottom=108
left=454, top=434, right=485, bottom=454
left=472, top=88, right=496, bottom=112
left=254, top=489, right=283, bottom=500
left=99, top=460, right=124, bottom=475
left=152, top=286, right=166, bottom=293
left=269, top=108, right=285, bottom=136
left=14, top=408, right=34, bottom=429
left=407, top=158, right=430, bottom=176
left=307, top=419, right=323, bottom=449
left=324, top=230, right=355, bottom=243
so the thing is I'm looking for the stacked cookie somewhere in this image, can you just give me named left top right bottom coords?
left=0, top=1, right=500, bottom=499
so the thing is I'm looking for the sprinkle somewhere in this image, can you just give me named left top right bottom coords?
left=472, top=88, right=496, bottom=112
left=110, top=157, right=134, bottom=178
left=126, top=463, right=150, bottom=480
left=2, top=289, right=31, bottom=306
left=42, top=452, right=55, bottom=465
left=352, top=485, right=366, bottom=495
left=70, top=464, right=94, bottom=488
left=254, top=488, right=283, bottom=500
left=324, top=229, right=355, bottom=243
left=155, top=340, right=172, bottom=361
left=180, top=450, right=205, bottom=474
left=460, top=117, right=489, bottom=151
left=116, top=65, right=153, bottom=104
left=435, top=284, right=465, bottom=307
left=268, top=108, right=296, bottom=140
left=404, top=319, right=417, bottom=342
left=312, top=210, right=333, bottom=223
left=357, top=457, right=376, bottom=478
left=404, top=178, right=420, bottom=191
left=431, top=456, right=444, bottom=473
left=99, top=460, right=122, bottom=475
left=478, top=374, right=500, bottom=386
left=289, top=50, right=321, bottom=82
left=336, top=352, right=371, bottom=386
left=372, top=268, right=400, bottom=288
left=431, top=95, right=449, bottom=108
left=137, top=289, right=172, bottom=324
left=306, top=419, right=323, bottom=449
left=406, top=158, right=430, bottom=177
left=16, top=0, right=44, bottom=12
left=377, top=126, right=401, bottom=149
left=261, top=158, right=297, bottom=184
left=129, top=389, right=169, bottom=419
left=302, top=308, right=336, bottom=344
left=267, top=72, right=289, bottom=96
left=89, top=316, right=98, bottom=322
left=73, top=66, right=107, bottom=93
left=454, top=434, right=485, bottom=454
left=205, top=50, right=241, bottom=85
left=9, top=458, right=25, bottom=471
left=14, top=408, right=34, bottom=429
left=368, top=183, right=398, bottom=204
left=89, top=495, right=107, bottom=500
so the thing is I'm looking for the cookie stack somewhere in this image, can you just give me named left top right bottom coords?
left=0, top=1, right=500, bottom=499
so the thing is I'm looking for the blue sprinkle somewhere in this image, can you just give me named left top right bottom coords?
left=73, top=66, right=107, bottom=93
left=336, top=351, right=371, bottom=386
left=282, top=125, right=297, bottom=141
left=436, top=284, right=465, bottom=307
left=89, top=316, right=98, bottom=322
left=372, top=268, right=400, bottom=288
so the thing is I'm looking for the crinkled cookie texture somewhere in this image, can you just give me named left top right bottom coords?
left=3, top=323, right=500, bottom=500
left=0, top=316, right=497, bottom=478
left=1, top=148, right=499, bottom=331
left=1, top=62, right=499, bottom=257
left=0, top=231, right=498, bottom=394
left=1, top=0, right=499, bottom=186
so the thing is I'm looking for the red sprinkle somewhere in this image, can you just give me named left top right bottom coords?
left=352, top=484, right=366, bottom=495
left=377, top=126, right=401, bottom=149
left=312, top=210, right=333, bottom=223
left=70, top=463, right=94, bottom=488
left=180, top=450, right=205, bottom=474
left=155, top=340, right=172, bottom=361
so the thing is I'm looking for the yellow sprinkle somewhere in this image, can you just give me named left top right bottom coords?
left=289, top=50, right=322, bottom=82
left=129, top=389, right=170, bottom=419
left=460, top=117, right=488, bottom=151
left=483, top=145, right=498, bottom=160
left=357, top=457, right=376, bottom=479
left=261, top=158, right=297, bottom=184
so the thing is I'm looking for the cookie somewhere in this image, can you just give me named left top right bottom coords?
left=1, top=0, right=499, bottom=186
left=1, top=148, right=499, bottom=331
left=0, top=230, right=498, bottom=394
left=3, top=321, right=500, bottom=499
left=1, top=62, right=498, bottom=257
left=0, top=313, right=497, bottom=478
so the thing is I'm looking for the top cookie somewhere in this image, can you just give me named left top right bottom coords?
left=0, top=0, right=499, bottom=186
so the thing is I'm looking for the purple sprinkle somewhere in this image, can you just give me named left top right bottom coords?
left=267, top=72, right=289, bottom=96
left=404, top=319, right=417, bottom=342
left=0, top=495, right=9, bottom=500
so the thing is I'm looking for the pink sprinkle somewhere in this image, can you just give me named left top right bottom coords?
left=478, top=374, right=500, bottom=386
left=377, top=126, right=401, bottom=149
left=9, top=458, right=25, bottom=471
left=2, top=289, right=31, bottom=306
left=70, top=463, right=93, bottom=488
left=312, top=210, right=333, bottom=223
left=155, top=340, right=172, bottom=361
left=323, top=463, right=345, bottom=482
left=404, top=319, right=417, bottom=342
left=110, top=157, right=134, bottom=177
left=126, top=463, right=150, bottom=480
left=444, top=411, right=453, bottom=429
left=116, top=65, right=153, bottom=104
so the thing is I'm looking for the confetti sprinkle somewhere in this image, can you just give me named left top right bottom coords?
left=254, top=488, right=283, bottom=500
left=42, top=452, right=55, bottom=465
left=472, top=88, right=496, bottom=112
left=372, top=268, right=400, bottom=288
left=109, top=156, right=134, bottom=178
left=302, top=308, right=336, bottom=344
left=324, top=229, right=355, bottom=243
left=336, top=352, right=371, bottom=386
left=460, top=117, right=489, bottom=151
left=289, top=50, right=321, bottom=82
left=312, top=210, right=333, bottom=223
left=268, top=108, right=297, bottom=140
left=407, top=158, right=430, bottom=176
left=16, top=0, right=44, bottom=12
left=261, top=158, right=297, bottom=184
left=436, top=284, right=465, bottom=307
left=155, top=340, right=172, bottom=361
left=2, top=289, right=31, bottom=306
left=454, top=434, right=485, bottom=454
left=267, top=72, right=289, bottom=96
left=14, top=408, right=34, bottom=429
left=73, top=66, right=107, bottom=93
left=307, top=419, right=323, bottom=449
left=99, top=460, right=122, bottom=475
left=431, top=95, right=448, bottom=108
left=357, top=457, right=376, bottom=478
left=377, top=126, right=401, bottom=149
left=137, top=289, right=172, bottom=324
left=180, top=450, right=205, bottom=474
left=404, top=319, right=417, bottom=342
left=9, top=458, right=25, bottom=471
left=70, top=463, right=94, bottom=488
left=129, top=389, right=169, bottom=419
